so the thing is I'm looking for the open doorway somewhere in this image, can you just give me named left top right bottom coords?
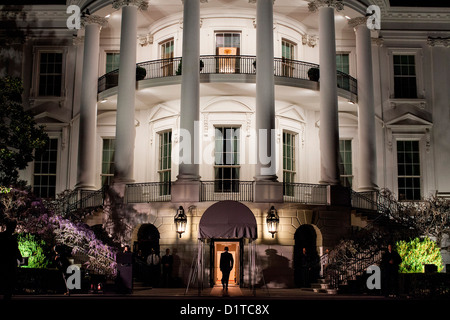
left=211, top=240, right=242, bottom=287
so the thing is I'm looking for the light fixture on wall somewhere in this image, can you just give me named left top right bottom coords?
left=266, top=206, right=279, bottom=238
left=174, top=206, right=187, bottom=238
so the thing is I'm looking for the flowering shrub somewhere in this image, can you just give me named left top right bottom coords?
left=396, top=237, right=443, bottom=273
left=17, top=233, right=51, bottom=268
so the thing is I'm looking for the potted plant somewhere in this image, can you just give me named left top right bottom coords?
left=136, top=66, right=147, bottom=80
left=307, top=67, right=320, bottom=81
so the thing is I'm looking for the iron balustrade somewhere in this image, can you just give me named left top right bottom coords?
left=282, top=182, right=328, bottom=205
left=125, top=182, right=172, bottom=203
left=200, top=180, right=254, bottom=202
left=98, top=55, right=357, bottom=95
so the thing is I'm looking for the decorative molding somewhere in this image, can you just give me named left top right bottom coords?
left=248, top=0, right=275, bottom=4
left=112, top=0, right=149, bottom=11
left=347, top=16, right=368, bottom=29
left=138, top=33, right=153, bottom=47
left=181, top=0, right=208, bottom=4
left=307, top=0, right=344, bottom=13
left=73, top=35, right=85, bottom=46
left=302, top=34, right=317, bottom=48
left=81, top=15, right=108, bottom=29
left=427, top=37, right=450, bottom=47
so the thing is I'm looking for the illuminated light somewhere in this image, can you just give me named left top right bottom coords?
left=345, top=15, right=351, bottom=20
left=174, top=206, right=187, bottom=238
left=266, top=206, right=279, bottom=238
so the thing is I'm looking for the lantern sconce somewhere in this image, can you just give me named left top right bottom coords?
left=266, top=206, right=279, bottom=238
left=174, top=206, right=187, bottom=238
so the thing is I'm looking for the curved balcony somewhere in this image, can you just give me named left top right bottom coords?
left=97, top=55, right=357, bottom=99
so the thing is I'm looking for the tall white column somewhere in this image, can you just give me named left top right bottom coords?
left=351, top=18, right=378, bottom=191
left=76, top=16, right=108, bottom=190
left=317, top=5, right=340, bottom=185
left=177, top=0, right=202, bottom=181
left=113, top=1, right=147, bottom=183
left=254, top=0, right=277, bottom=181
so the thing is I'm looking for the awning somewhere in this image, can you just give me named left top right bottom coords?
left=198, top=200, right=257, bottom=240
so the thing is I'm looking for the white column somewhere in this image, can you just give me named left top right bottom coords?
left=254, top=0, right=277, bottom=181
left=76, top=16, right=108, bottom=190
left=318, top=5, right=340, bottom=185
left=351, top=19, right=377, bottom=191
left=113, top=1, right=147, bottom=183
left=177, top=0, right=202, bottom=181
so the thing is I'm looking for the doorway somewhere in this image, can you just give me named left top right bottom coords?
left=211, top=240, right=242, bottom=287
left=294, top=224, right=319, bottom=287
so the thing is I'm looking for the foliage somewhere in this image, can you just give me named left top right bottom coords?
left=17, top=233, right=51, bottom=269
left=1, top=187, right=118, bottom=278
left=396, top=237, right=443, bottom=273
left=0, top=76, right=48, bottom=187
left=379, top=189, right=450, bottom=246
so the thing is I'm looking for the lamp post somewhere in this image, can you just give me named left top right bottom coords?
left=266, top=206, right=279, bottom=238
left=174, top=206, right=187, bottom=238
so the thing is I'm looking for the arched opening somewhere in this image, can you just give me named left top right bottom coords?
left=198, top=201, right=257, bottom=288
left=134, top=224, right=160, bottom=257
left=294, top=224, right=320, bottom=287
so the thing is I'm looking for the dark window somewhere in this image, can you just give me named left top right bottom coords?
left=393, top=55, right=417, bottom=99
left=397, top=140, right=421, bottom=200
left=39, top=52, right=63, bottom=96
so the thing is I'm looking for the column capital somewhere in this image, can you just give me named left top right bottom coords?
left=347, top=16, right=368, bottom=29
left=248, top=0, right=275, bottom=4
left=307, top=0, right=344, bottom=12
left=112, top=0, right=148, bottom=11
left=181, top=0, right=208, bottom=4
left=81, top=15, right=108, bottom=29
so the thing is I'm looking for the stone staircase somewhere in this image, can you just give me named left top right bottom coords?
left=300, top=278, right=338, bottom=294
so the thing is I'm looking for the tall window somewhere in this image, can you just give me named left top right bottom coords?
left=33, top=138, right=58, bottom=198
left=336, top=53, right=350, bottom=91
left=214, top=127, right=240, bottom=192
left=393, top=55, right=417, bottom=99
left=101, top=139, right=115, bottom=186
left=39, top=52, right=63, bottom=96
left=339, top=139, right=353, bottom=188
left=160, top=38, right=174, bottom=76
left=159, top=131, right=172, bottom=195
left=216, top=32, right=241, bottom=73
left=106, top=52, right=120, bottom=73
left=282, top=39, right=296, bottom=77
left=397, top=140, right=421, bottom=200
left=283, top=132, right=296, bottom=196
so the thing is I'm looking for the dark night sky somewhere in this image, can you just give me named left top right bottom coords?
left=0, top=0, right=448, bottom=7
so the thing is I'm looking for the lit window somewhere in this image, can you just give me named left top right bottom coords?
left=336, top=53, right=350, bottom=91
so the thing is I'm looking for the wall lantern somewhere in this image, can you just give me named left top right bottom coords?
left=174, top=206, right=187, bottom=238
left=266, top=206, right=279, bottom=238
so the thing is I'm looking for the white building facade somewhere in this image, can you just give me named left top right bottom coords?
left=2, top=0, right=450, bottom=287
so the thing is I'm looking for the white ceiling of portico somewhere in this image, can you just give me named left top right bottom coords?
left=95, top=0, right=359, bottom=39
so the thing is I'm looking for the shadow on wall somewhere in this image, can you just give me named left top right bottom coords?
left=258, top=248, right=294, bottom=288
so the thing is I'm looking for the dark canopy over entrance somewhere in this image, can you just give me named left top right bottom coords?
left=198, top=201, right=257, bottom=239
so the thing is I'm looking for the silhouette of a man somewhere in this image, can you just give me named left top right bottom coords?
left=220, top=247, right=234, bottom=290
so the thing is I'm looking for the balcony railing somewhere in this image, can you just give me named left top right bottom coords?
left=98, top=55, right=357, bottom=95
left=283, top=183, right=328, bottom=205
left=200, top=180, right=254, bottom=202
left=125, top=182, right=171, bottom=203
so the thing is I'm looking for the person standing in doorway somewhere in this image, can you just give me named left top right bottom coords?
left=146, top=248, right=160, bottom=288
left=161, top=248, right=173, bottom=287
left=220, top=247, right=234, bottom=291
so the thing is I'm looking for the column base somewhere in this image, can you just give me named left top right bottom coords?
left=326, top=184, right=351, bottom=206
left=171, top=179, right=201, bottom=203
left=253, top=180, right=283, bottom=203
